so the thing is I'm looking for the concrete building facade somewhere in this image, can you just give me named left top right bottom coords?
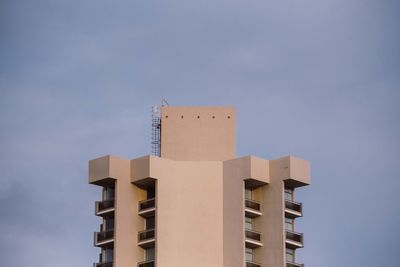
left=89, top=106, right=310, bottom=267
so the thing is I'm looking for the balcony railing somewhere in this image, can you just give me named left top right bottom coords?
left=93, top=262, right=113, bottom=267
left=245, top=199, right=261, bottom=211
left=246, top=229, right=262, bottom=242
left=94, top=230, right=114, bottom=246
left=139, top=198, right=156, bottom=211
left=138, top=260, right=155, bottom=267
left=245, top=199, right=262, bottom=218
left=285, top=230, right=303, bottom=248
left=246, top=260, right=262, bottom=267
left=138, top=198, right=156, bottom=218
left=95, top=199, right=115, bottom=216
left=286, top=262, right=304, bottom=267
left=245, top=229, right=262, bottom=248
left=138, top=228, right=156, bottom=248
left=285, top=200, right=302, bottom=218
left=138, top=229, right=155, bottom=242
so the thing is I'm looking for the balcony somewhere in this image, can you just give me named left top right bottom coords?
left=93, top=262, right=113, bottom=267
left=138, top=260, right=155, bottom=267
left=285, top=230, right=303, bottom=249
left=138, top=229, right=156, bottom=248
left=94, top=230, right=114, bottom=247
left=95, top=199, right=115, bottom=217
left=286, top=262, right=304, bottom=267
left=246, top=260, right=262, bottom=267
left=245, top=229, right=263, bottom=248
left=245, top=199, right=262, bottom=218
left=138, top=198, right=156, bottom=218
left=285, top=200, right=302, bottom=218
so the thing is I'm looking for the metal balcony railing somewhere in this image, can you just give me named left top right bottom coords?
left=95, top=199, right=115, bottom=215
left=245, top=199, right=261, bottom=211
left=95, top=230, right=114, bottom=244
left=245, top=229, right=262, bottom=242
left=138, top=260, right=155, bottom=267
left=286, top=262, right=304, bottom=267
left=93, top=262, right=113, bottom=267
left=246, top=260, right=262, bottom=267
left=138, top=229, right=156, bottom=242
left=285, top=230, right=303, bottom=247
left=139, top=198, right=156, bottom=212
left=285, top=200, right=302, bottom=215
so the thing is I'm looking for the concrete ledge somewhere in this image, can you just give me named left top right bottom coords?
left=89, top=155, right=130, bottom=185
left=130, top=156, right=166, bottom=184
left=271, top=156, right=310, bottom=187
left=224, top=156, right=269, bottom=187
left=130, top=155, right=151, bottom=182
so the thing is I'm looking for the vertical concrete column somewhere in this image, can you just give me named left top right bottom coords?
left=223, top=159, right=246, bottom=267
left=257, top=159, right=286, bottom=267
left=112, top=157, right=145, bottom=267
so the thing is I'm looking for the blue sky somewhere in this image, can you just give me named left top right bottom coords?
left=0, top=0, right=399, bottom=266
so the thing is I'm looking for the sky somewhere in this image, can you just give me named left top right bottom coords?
left=0, top=0, right=399, bottom=266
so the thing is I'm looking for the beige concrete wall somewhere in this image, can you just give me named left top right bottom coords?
left=131, top=155, right=171, bottom=182
left=288, top=156, right=311, bottom=185
left=248, top=156, right=270, bottom=182
left=160, top=106, right=236, bottom=161
left=222, top=158, right=246, bottom=267
left=113, top=157, right=145, bottom=267
left=89, top=155, right=111, bottom=183
left=151, top=158, right=224, bottom=267
left=271, top=156, right=311, bottom=187
left=130, top=155, right=151, bottom=181
left=256, top=159, right=286, bottom=267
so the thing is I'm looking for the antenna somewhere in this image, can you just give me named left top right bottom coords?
left=151, top=105, right=161, bottom=156
left=161, top=98, right=169, bottom=106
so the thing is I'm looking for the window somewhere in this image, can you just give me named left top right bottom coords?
left=103, top=187, right=115, bottom=200
left=285, top=217, right=294, bottom=231
left=285, top=188, right=294, bottom=201
left=245, top=247, right=254, bottom=262
left=105, top=218, right=114, bottom=230
left=245, top=217, right=253, bottom=230
left=286, top=248, right=295, bottom=263
left=102, top=248, right=113, bottom=262
left=146, top=216, right=155, bottom=229
left=245, top=188, right=253, bottom=200
left=147, top=186, right=156, bottom=199
left=146, top=247, right=155, bottom=261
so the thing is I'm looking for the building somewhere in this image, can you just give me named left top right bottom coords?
left=89, top=106, right=310, bottom=267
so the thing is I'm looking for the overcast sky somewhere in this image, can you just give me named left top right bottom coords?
left=1, top=0, right=399, bottom=266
